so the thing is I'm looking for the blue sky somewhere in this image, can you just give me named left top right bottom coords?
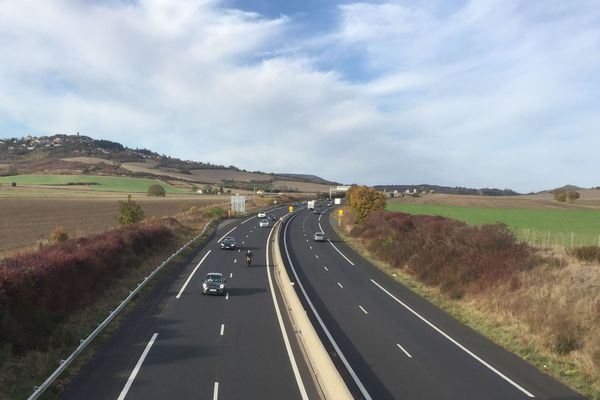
left=0, top=0, right=599, bottom=192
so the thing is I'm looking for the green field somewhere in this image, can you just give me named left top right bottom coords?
left=0, top=175, right=189, bottom=194
left=387, top=203, right=600, bottom=247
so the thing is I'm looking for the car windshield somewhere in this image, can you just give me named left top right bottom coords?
left=206, top=275, right=223, bottom=282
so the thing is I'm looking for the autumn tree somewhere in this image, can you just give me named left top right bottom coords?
left=117, top=195, right=144, bottom=225
left=553, top=191, right=567, bottom=202
left=567, top=191, right=580, bottom=203
left=346, top=185, right=387, bottom=224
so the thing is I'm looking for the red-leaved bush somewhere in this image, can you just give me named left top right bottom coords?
left=351, top=211, right=532, bottom=298
left=0, top=222, right=174, bottom=351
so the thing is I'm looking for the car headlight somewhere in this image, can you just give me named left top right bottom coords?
left=219, top=284, right=225, bottom=289
left=202, top=283, right=207, bottom=289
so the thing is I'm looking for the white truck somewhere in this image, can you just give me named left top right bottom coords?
left=307, top=200, right=316, bottom=210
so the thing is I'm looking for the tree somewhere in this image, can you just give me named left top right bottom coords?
left=203, top=184, right=213, bottom=194
left=11, top=182, right=16, bottom=188
left=147, top=184, right=166, bottom=197
left=49, top=226, right=69, bottom=243
left=553, top=191, right=567, bottom=202
left=117, top=195, right=144, bottom=225
left=346, top=185, right=387, bottom=224
left=567, top=191, right=580, bottom=203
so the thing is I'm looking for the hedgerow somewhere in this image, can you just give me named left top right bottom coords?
left=0, top=221, right=175, bottom=352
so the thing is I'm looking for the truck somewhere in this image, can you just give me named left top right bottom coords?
left=334, top=198, right=341, bottom=205
left=307, top=200, right=315, bottom=210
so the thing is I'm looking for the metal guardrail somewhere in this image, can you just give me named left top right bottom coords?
left=28, top=218, right=218, bottom=400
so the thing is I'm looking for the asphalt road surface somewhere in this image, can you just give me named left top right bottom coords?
left=62, top=207, right=318, bottom=400
left=280, top=206, right=584, bottom=400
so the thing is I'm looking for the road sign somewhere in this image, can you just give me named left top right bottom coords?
left=288, top=206, right=294, bottom=213
left=231, top=194, right=246, bottom=214
left=338, top=209, right=344, bottom=216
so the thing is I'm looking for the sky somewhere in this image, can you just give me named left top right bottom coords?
left=0, top=0, right=599, bottom=192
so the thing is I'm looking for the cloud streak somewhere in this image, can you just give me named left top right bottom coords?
left=0, top=0, right=599, bottom=192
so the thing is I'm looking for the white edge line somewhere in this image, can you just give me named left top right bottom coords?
left=241, top=215, right=255, bottom=225
left=396, top=343, right=412, bottom=358
left=117, top=332, right=158, bottom=400
left=213, top=382, right=219, bottom=400
left=217, top=226, right=238, bottom=243
left=283, top=212, right=373, bottom=400
left=327, top=239, right=355, bottom=266
left=266, top=220, right=310, bottom=400
left=370, top=279, right=535, bottom=397
left=175, top=250, right=212, bottom=299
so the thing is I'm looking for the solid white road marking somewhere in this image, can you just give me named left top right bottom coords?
left=241, top=215, right=255, bottom=224
left=217, top=227, right=237, bottom=243
left=220, top=324, right=225, bottom=336
left=283, top=212, right=372, bottom=400
left=370, top=279, right=535, bottom=397
left=337, top=282, right=343, bottom=289
left=319, top=214, right=322, bottom=222
left=396, top=343, right=412, bottom=358
left=176, top=251, right=212, bottom=299
left=265, top=221, right=310, bottom=400
left=117, top=332, right=158, bottom=400
left=327, top=239, right=355, bottom=266
left=359, top=305, right=368, bottom=314
left=213, top=382, right=219, bottom=400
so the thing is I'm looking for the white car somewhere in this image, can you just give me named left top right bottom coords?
left=259, top=219, right=269, bottom=228
left=257, top=211, right=266, bottom=218
left=314, top=232, right=325, bottom=242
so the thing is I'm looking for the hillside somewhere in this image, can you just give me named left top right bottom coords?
left=0, top=134, right=336, bottom=193
left=375, top=184, right=520, bottom=196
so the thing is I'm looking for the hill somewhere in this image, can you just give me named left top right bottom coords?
left=0, top=134, right=336, bottom=193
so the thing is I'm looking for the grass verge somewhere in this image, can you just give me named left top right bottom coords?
left=332, top=216, right=596, bottom=399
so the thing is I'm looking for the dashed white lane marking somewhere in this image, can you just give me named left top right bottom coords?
left=220, top=324, right=225, bottom=336
left=324, top=266, right=329, bottom=271
left=117, top=332, right=158, bottom=400
left=315, top=254, right=319, bottom=259
left=242, top=241, right=245, bottom=245
left=238, top=249, right=241, bottom=253
left=396, top=343, right=413, bottom=358
left=225, top=292, right=229, bottom=300
left=176, top=251, right=212, bottom=299
left=217, top=227, right=237, bottom=243
left=213, top=382, right=219, bottom=400
left=370, top=279, right=535, bottom=397
left=234, top=259, right=237, bottom=264
left=359, top=305, right=368, bottom=314
left=229, top=272, right=233, bottom=278
left=246, top=234, right=249, bottom=238
left=337, top=282, right=343, bottom=289
left=309, top=246, right=313, bottom=250
left=327, top=239, right=355, bottom=266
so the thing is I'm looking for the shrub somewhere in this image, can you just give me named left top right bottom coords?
left=11, top=182, right=16, bottom=188
left=48, top=226, right=69, bottom=243
left=569, top=246, right=600, bottom=263
left=117, top=195, right=144, bottom=225
left=203, top=206, right=227, bottom=219
left=147, top=184, right=166, bottom=197
left=346, top=185, right=387, bottom=224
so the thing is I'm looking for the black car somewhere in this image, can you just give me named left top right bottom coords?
left=313, top=209, right=320, bottom=214
left=220, top=236, right=236, bottom=250
left=267, top=214, right=278, bottom=222
left=202, top=272, right=226, bottom=295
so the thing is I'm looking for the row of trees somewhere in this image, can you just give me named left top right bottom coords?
left=554, top=190, right=580, bottom=203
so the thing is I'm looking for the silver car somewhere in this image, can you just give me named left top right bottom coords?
left=313, top=232, right=325, bottom=242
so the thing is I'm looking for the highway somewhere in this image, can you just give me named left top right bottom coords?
left=61, top=208, right=318, bottom=400
left=280, top=206, right=584, bottom=400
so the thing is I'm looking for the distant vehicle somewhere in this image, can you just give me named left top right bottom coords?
left=307, top=200, right=315, bottom=210
left=313, top=232, right=325, bottom=242
left=313, top=209, right=320, bottom=214
left=259, top=219, right=269, bottom=227
left=267, top=214, right=277, bottom=221
left=326, top=200, right=333, bottom=206
left=257, top=211, right=266, bottom=218
left=220, top=236, right=236, bottom=250
left=334, top=198, right=342, bottom=205
left=202, top=273, right=226, bottom=295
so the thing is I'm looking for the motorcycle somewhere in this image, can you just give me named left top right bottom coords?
left=246, top=255, right=252, bottom=266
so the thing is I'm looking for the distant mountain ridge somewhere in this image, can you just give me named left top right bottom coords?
left=375, top=184, right=520, bottom=196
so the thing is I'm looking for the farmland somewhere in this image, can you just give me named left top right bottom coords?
left=387, top=201, right=600, bottom=247
left=0, top=174, right=189, bottom=194
left=0, top=195, right=227, bottom=255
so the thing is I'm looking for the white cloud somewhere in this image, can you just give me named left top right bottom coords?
left=0, top=0, right=599, bottom=191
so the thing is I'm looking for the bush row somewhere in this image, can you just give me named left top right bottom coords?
left=350, top=211, right=533, bottom=298
left=569, top=246, right=600, bottom=263
left=0, top=222, right=175, bottom=351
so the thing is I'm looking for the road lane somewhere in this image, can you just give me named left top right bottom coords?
left=281, top=207, right=583, bottom=400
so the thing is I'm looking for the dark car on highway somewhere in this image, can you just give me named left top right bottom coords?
left=220, top=236, right=236, bottom=250
left=267, top=214, right=277, bottom=222
left=202, top=272, right=226, bottom=295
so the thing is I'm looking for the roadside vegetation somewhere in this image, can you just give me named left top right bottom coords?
left=336, top=205, right=600, bottom=398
